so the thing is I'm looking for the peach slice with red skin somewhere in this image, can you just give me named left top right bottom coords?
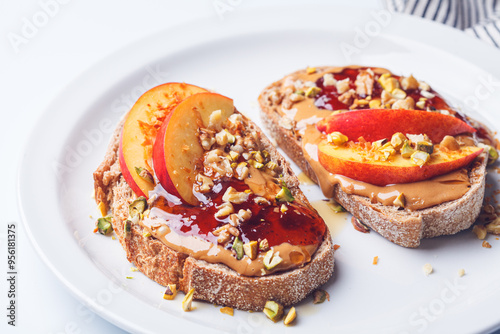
left=153, top=92, right=235, bottom=206
left=318, top=141, right=483, bottom=186
left=119, top=83, right=207, bottom=198
left=316, top=109, right=476, bottom=143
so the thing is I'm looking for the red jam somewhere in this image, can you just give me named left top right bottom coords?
left=314, top=68, right=453, bottom=113
left=151, top=179, right=326, bottom=251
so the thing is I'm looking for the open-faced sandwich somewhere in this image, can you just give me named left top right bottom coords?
left=93, top=83, right=334, bottom=316
left=259, top=66, right=499, bottom=248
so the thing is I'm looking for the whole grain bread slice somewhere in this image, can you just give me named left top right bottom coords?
left=258, top=66, right=487, bottom=248
left=93, top=114, right=335, bottom=311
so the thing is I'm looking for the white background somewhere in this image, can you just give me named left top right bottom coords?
left=2, top=0, right=499, bottom=333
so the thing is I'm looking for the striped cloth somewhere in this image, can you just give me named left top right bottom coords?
left=385, top=0, right=500, bottom=47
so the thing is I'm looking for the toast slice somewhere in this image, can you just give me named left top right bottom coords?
left=258, top=66, right=489, bottom=248
left=94, top=102, right=334, bottom=311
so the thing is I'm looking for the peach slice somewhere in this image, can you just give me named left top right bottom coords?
left=318, top=141, right=483, bottom=186
left=153, top=92, right=235, bottom=205
left=119, top=83, right=207, bottom=198
left=316, top=109, right=476, bottom=143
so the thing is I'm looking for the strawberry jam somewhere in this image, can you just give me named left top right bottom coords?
left=151, top=179, right=326, bottom=251
left=314, top=67, right=453, bottom=113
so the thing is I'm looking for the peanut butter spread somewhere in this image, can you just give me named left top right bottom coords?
left=267, top=66, right=491, bottom=211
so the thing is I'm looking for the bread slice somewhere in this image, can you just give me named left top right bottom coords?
left=258, top=66, right=488, bottom=248
left=94, top=113, right=335, bottom=311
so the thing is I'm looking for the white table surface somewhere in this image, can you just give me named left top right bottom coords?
left=2, top=1, right=499, bottom=333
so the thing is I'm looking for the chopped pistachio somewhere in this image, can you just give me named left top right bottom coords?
left=283, top=307, right=297, bottom=326
left=440, top=136, right=460, bottom=151
left=280, top=204, right=288, bottom=213
left=480, top=144, right=499, bottom=165
left=263, top=250, right=283, bottom=270
left=372, top=138, right=388, bottom=150
left=243, top=241, right=258, bottom=260
left=306, top=66, right=316, bottom=74
left=134, top=167, right=155, bottom=184
left=97, top=216, right=113, bottom=235
left=232, top=237, right=244, bottom=260
left=390, top=133, right=407, bottom=150
left=312, top=289, right=330, bottom=304
left=393, top=193, right=406, bottom=208
left=254, top=151, right=265, bottom=163
left=143, top=231, right=151, bottom=238
left=276, top=186, right=294, bottom=202
left=263, top=301, right=284, bottom=322
left=327, top=132, right=348, bottom=146
left=416, top=141, right=434, bottom=154
left=305, top=86, right=322, bottom=98
left=329, top=202, right=345, bottom=213
left=163, top=284, right=178, bottom=300
left=265, top=161, right=278, bottom=171
left=401, top=141, right=415, bottom=158
left=129, top=197, right=148, bottom=218
left=259, top=239, right=270, bottom=252
left=411, top=151, right=430, bottom=166
left=182, top=288, right=195, bottom=312
left=248, top=159, right=264, bottom=169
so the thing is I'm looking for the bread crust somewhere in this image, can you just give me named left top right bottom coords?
left=258, top=66, right=487, bottom=248
left=93, top=113, right=335, bottom=311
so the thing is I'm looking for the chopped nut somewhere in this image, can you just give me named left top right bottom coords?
left=243, top=241, right=258, bottom=260
left=391, top=88, right=407, bottom=100
left=482, top=240, right=492, bottom=248
left=392, top=96, right=415, bottom=110
left=182, top=288, right=195, bottom=312
left=421, top=90, right=435, bottom=99
left=237, top=208, right=252, bottom=222
left=208, top=109, right=223, bottom=130
left=279, top=117, right=294, bottom=130
left=228, top=226, right=240, bottom=237
left=259, top=239, right=269, bottom=251
left=390, top=133, right=407, bottom=150
left=439, top=135, right=460, bottom=151
left=135, top=166, right=155, bottom=185
left=215, top=130, right=230, bottom=146
left=220, top=307, right=234, bottom=316
left=355, top=70, right=374, bottom=96
left=228, top=113, right=242, bottom=126
left=263, top=250, right=282, bottom=270
left=419, top=81, right=431, bottom=91
left=290, top=93, right=305, bottom=102
left=478, top=144, right=499, bottom=165
left=276, top=185, right=294, bottom=202
left=323, top=73, right=337, bottom=86
left=416, top=141, right=434, bottom=154
left=401, top=141, right=415, bottom=158
left=254, top=197, right=271, bottom=205
left=369, top=99, right=382, bottom=109
left=235, top=162, right=249, bottom=180
left=163, top=284, right=178, bottom=300
left=327, top=132, right=348, bottom=146
left=338, top=89, right=356, bottom=105
left=351, top=216, right=370, bottom=233
left=97, top=201, right=108, bottom=217
left=280, top=204, right=288, bottom=213
left=393, top=193, right=406, bottom=208
left=486, top=218, right=500, bottom=235
left=458, top=269, right=466, bottom=277
left=228, top=151, right=239, bottom=161
left=124, top=220, right=132, bottom=239
left=232, top=237, right=244, bottom=259
left=381, top=90, right=395, bottom=105
left=283, top=307, right=296, bottom=326
left=473, top=225, right=487, bottom=240
left=129, top=197, right=148, bottom=218
left=263, top=301, right=284, bottom=322
left=379, top=73, right=399, bottom=92
left=195, top=174, right=214, bottom=193
left=305, top=86, right=322, bottom=98
left=336, top=78, right=350, bottom=94
left=97, top=217, right=113, bottom=235
left=312, top=289, right=330, bottom=304
left=217, top=231, right=231, bottom=244
left=411, top=151, right=430, bottom=166
left=248, top=159, right=264, bottom=169
left=416, top=100, right=426, bottom=109
left=400, top=75, right=419, bottom=90
left=423, top=263, right=433, bottom=276
left=222, top=186, right=249, bottom=204
left=214, top=202, right=234, bottom=218
left=143, top=231, right=151, bottom=238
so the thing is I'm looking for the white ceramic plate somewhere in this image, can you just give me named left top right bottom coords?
left=18, top=6, right=500, bottom=334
